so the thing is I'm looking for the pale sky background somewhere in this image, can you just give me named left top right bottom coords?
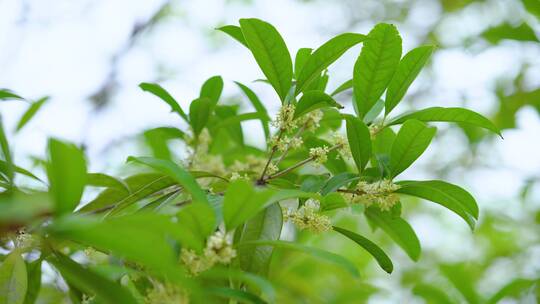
left=0, top=0, right=539, bottom=302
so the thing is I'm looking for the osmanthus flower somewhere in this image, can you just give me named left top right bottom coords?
left=145, top=282, right=189, bottom=304
left=283, top=199, right=332, bottom=233
left=309, top=146, right=330, bottom=165
left=345, top=180, right=402, bottom=211
left=300, top=109, right=324, bottom=131
left=180, top=230, right=236, bottom=276
left=271, top=104, right=296, bottom=130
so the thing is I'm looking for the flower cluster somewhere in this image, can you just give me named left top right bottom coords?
left=331, top=133, right=351, bottom=158
left=309, top=146, right=330, bottom=165
left=346, top=180, right=401, bottom=211
left=369, top=124, right=382, bottom=138
left=300, top=109, right=323, bottom=131
left=283, top=199, right=332, bottom=233
left=180, top=230, right=236, bottom=276
left=271, top=104, right=296, bottom=130
left=145, top=282, right=189, bottom=304
left=14, top=229, right=34, bottom=249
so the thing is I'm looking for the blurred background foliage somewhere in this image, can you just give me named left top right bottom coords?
left=0, top=0, right=539, bottom=302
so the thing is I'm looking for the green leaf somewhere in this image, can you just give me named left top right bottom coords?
left=346, top=117, right=372, bottom=173
left=332, top=226, right=393, bottom=274
left=353, top=23, right=402, bottom=117
left=47, top=138, right=87, bottom=215
left=482, top=22, right=539, bottom=44
left=294, top=48, right=312, bottom=78
left=293, top=91, right=343, bottom=119
left=486, top=278, right=538, bottom=304
left=200, top=75, right=223, bottom=107
left=389, top=119, right=436, bottom=177
left=143, top=127, right=186, bottom=160
left=0, top=89, right=23, bottom=101
left=239, top=18, right=293, bottom=102
left=0, top=160, right=42, bottom=184
left=237, top=240, right=359, bottom=278
left=208, top=287, right=266, bottom=304
left=203, top=267, right=275, bottom=303
left=330, top=78, right=353, bottom=96
left=0, top=116, right=14, bottom=184
left=396, top=180, right=478, bottom=229
left=320, top=192, right=348, bottom=211
left=320, top=172, right=359, bottom=195
left=23, top=260, right=41, bottom=304
left=412, top=284, right=454, bottom=304
left=522, top=0, right=540, bottom=19
left=49, top=214, right=183, bottom=276
left=217, top=25, right=248, bottom=47
left=16, top=97, right=49, bottom=132
left=363, top=99, right=385, bottom=124
left=127, top=157, right=207, bottom=204
left=235, top=82, right=270, bottom=139
left=296, top=33, right=366, bottom=95
left=365, top=208, right=421, bottom=261
left=223, top=179, right=274, bottom=231
left=176, top=201, right=217, bottom=250
left=87, top=173, right=129, bottom=192
left=440, top=264, right=480, bottom=304
left=139, top=82, right=188, bottom=122
left=387, top=107, right=502, bottom=137
left=189, top=97, right=212, bottom=136
left=47, top=253, right=137, bottom=304
left=237, top=204, right=282, bottom=276
left=212, top=112, right=270, bottom=131
left=385, top=46, right=434, bottom=115
left=0, top=250, right=27, bottom=304
left=79, top=173, right=176, bottom=213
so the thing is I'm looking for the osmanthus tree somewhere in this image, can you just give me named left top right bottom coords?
left=0, top=18, right=505, bottom=303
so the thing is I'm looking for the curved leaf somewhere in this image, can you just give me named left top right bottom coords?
left=239, top=18, right=293, bottom=102
left=217, top=25, right=248, bottom=47
left=396, top=180, right=478, bottom=229
left=365, top=208, right=421, bottom=261
left=223, top=179, right=274, bottom=231
left=412, top=284, right=454, bottom=304
left=296, top=33, right=366, bottom=95
left=330, top=78, right=353, bottom=96
left=385, top=46, right=434, bottom=115
left=23, top=259, right=41, bottom=304
left=387, top=107, right=502, bottom=137
left=139, top=83, right=188, bottom=122
left=353, top=23, right=402, bottom=117
left=0, top=250, right=27, bottom=304
left=200, top=75, right=223, bottom=107
left=389, top=119, right=436, bottom=177
left=0, top=89, right=23, bottom=101
left=346, top=116, right=372, bottom=173
left=189, top=97, right=212, bottom=136
left=237, top=240, right=359, bottom=278
left=294, top=48, right=312, bottom=78
left=16, top=97, right=49, bottom=132
left=332, top=226, right=393, bottom=273
left=294, top=91, right=343, bottom=119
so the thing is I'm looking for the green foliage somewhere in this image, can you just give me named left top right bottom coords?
left=0, top=17, right=514, bottom=303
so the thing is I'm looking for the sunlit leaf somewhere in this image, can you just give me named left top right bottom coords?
left=330, top=78, right=353, bottom=96
left=87, top=173, right=129, bottom=193
left=346, top=116, right=372, bottom=173
left=353, top=23, right=402, bottom=117
left=412, top=284, right=454, bottom=304
left=0, top=89, right=23, bottom=101
left=389, top=119, right=436, bottom=177
left=482, top=22, right=539, bottom=44
left=486, top=278, right=538, bottom=304
left=294, top=48, right=312, bottom=79
left=0, top=250, right=27, bottom=304
left=217, top=25, right=248, bottom=47
left=296, top=33, right=366, bottom=94
left=200, top=75, right=223, bottom=107
left=139, top=83, right=188, bottom=122
left=239, top=18, right=293, bottom=102
left=16, top=97, right=49, bottom=132
left=293, top=90, right=343, bottom=119
left=223, top=179, right=274, bottom=231
left=189, top=97, right=212, bottom=136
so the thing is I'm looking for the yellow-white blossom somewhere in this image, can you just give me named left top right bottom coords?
left=301, top=109, right=323, bottom=131
left=271, top=104, right=296, bottom=130
left=283, top=199, right=332, bottom=233
left=331, top=133, right=351, bottom=158
left=145, top=282, right=189, bottom=304
left=180, top=230, right=236, bottom=276
left=309, top=146, right=330, bottom=165
left=348, top=180, right=401, bottom=211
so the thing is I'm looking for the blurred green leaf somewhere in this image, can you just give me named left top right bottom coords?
left=16, top=97, right=48, bottom=132
left=47, top=252, right=137, bottom=304
left=47, top=138, right=87, bottom=215
left=217, top=25, right=248, bottom=47
left=239, top=18, right=293, bottom=102
left=200, top=75, right=223, bottom=107
left=87, top=173, right=129, bottom=192
left=208, top=287, right=266, bottom=304
left=189, top=97, right=212, bottom=136
left=353, top=23, right=402, bottom=117
left=365, top=208, right=421, bottom=261
left=346, top=116, right=372, bottom=174
left=321, top=192, right=348, bottom=211
left=0, top=116, right=14, bottom=184
left=23, top=259, right=41, bottom=304
left=223, top=179, right=274, bottom=231
left=235, top=82, right=270, bottom=139
left=296, top=33, right=366, bottom=95
left=486, top=278, right=538, bottom=304
left=0, top=89, right=23, bottom=101
left=385, top=46, right=434, bottom=116
left=522, top=0, right=540, bottom=19
left=388, top=107, right=502, bottom=137
left=176, top=201, right=217, bottom=251
left=440, top=263, right=480, bottom=304
left=333, top=226, right=393, bottom=273
left=412, top=284, right=454, bottom=304
left=389, top=119, right=436, bottom=177
left=139, top=83, right=188, bottom=122
left=396, top=180, right=478, bottom=229
left=293, top=90, right=343, bottom=119
left=143, top=127, right=186, bottom=160
left=0, top=250, right=27, bottom=304
left=482, top=22, right=539, bottom=44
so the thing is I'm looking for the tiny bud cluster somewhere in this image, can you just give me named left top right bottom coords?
left=300, top=109, right=323, bottom=131
left=180, top=230, right=236, bottom=276
left=309, top=146, right=330, bottom=165
left=347, top=180, right=401, bottom=211
left=283, top=199, right=332, bottom=233
left=145, top=282, right=189, bottom=304
left=271, top=104, right=296, bottom=130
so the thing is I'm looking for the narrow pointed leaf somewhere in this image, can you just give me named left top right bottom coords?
left=200, top=76, right=223, bottom=107
left=139, top=83, right=188, bottom=122
left=389, top=119, right=436, bottom=177
left=217, top=25, right=248, bottom=47
left=0, top=117, right=14, bottom=183
left=0, top=89, right=23, bottom=101
left=23, top=259, right=41, bottom=304
left=294, top=48, right=312, bottom=78
left=239, top=18, right=293, bottom=101
left=385, top=46, right=434, bottom=115
left=353, top=23, right=402, bottom=117
left=396, top=180, right=478, bottom=229
left=346, top=117, right=372, bottom=173
left=365, top=208, right=421, bottom=261
left=330, top=78, right=353, bottom=96
left=412, top=284, right=454, bottom=304
left=387, top=107, right=502, bottom=137
left=189, top=97, right=212, bottom=136
left=235, top=82, right=270, bottom=139
left=16, top=97, right=49, bottom=132
left=293, top=91, right=343, bottom=119
left=296, top=33, right=366, bottom=94
left=333, top=226, right=393, bottom=273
